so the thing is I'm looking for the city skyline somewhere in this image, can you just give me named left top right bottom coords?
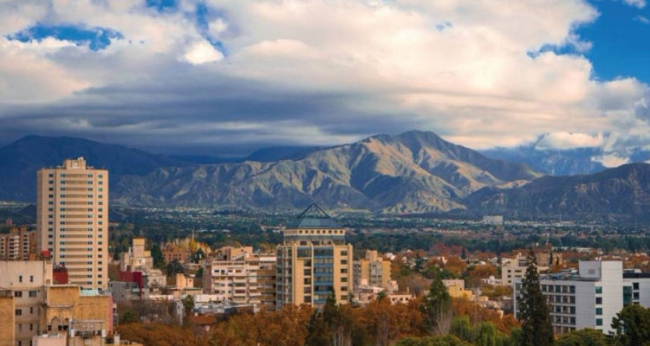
left=1, top=1, right=650, bottom=159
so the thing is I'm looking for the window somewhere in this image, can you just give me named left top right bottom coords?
left=30, top=275, right=33, bottom=283
left=19, top=275, right=22, bottom=283
left=15, top=309, right=21, bottom=316
left=14, top=291, right=22, bottom=298
left=596, top=308, right=602, bottom=315
left=596, top=318, right=603, bottom=326
left=595, top=286, right=602, bottom=294
left=634, top=282, right=640, bottom=290
left=29, top=291, right=37, bottom=298
left=596, top=297, right=603, bottom=305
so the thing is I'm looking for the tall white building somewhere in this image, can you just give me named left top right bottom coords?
left=36, top=157, right=109, bottom=290
left=514, top=261, right=624, bottom=335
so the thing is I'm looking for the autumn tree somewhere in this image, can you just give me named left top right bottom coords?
left=517, top=248, right=553, bottom=346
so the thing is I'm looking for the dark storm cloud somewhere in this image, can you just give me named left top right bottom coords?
left=0, top=68, right=422, bottom=156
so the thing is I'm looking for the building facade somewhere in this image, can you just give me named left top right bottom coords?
left=36, top=158, right=109, bottom=290
left=356, top=250, right=391, bottom=289
left=514, top=261, right=624, bottom=335
left=276, top=205, right=353, bottom=310
left=0, top=260, right=54, bottom=346
left=0, top=226, right=38, bottom=261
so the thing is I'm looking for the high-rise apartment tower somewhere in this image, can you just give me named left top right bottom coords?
left=276, top=204, right=353, bottom=310
left=36, top=157, right=108, bottom=290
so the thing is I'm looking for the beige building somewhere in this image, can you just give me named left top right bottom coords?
left=501, top=251, right=556, bottom=286
left=0, top=260, right=54, bottom=346
left=276, top=205, right=353, bottom=310
left=0, top=291, right=16, bottom=346
left=0, top=226, right=38, bottom=261
left=356, top=250, right=391, bottom=289
left=119, top=238, right=153, bottom=272
left=38, top=285, right=113, bottom=339
left=37, top=157, right=109, bottom=290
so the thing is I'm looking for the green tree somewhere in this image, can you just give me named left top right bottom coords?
left=120, top=309, right=139, bottom=324
left=422, top=268, right=452, bottom=334
left=150, top=244, right=164, bottom=268
left=555, top=328, right=610, bottom=346
left=517, top=248, right=553, bottom=346
left=612, top=304, right=650, bottom=346
left=165, top=259, right=184, bottom=276
left=181, top=294, right=194, bottom=319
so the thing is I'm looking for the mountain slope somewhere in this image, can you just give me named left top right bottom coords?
left=0, top=135, right=188, bottom=202
left=114, top=131, right=542, bottom=212
left=466, top=163, right=650, bottom=222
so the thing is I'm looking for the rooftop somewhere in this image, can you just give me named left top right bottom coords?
left=286, top=204, right=341, bottom=229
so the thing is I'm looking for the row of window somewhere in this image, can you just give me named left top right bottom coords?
left=48, top=173, right=104, bottom=178
left=14, top=290, right=38, bottom=298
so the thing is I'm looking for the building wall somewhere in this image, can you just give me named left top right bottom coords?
left=0, top=293, right=16, bottom=346
left=36, top=157, right=109, bottom=290
left=39, top=286, right=113, bottom=336
left=0, top=226, right=38, bottom=261
left=0, top=260, right=53, bottom=345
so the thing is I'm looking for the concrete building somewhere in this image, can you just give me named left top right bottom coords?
left=0, top=291, right=16, bottom=346
left=38, top=285, right=113, bottom=339
left=0, top=226, right=38, bottom=261
left=0, top=260, right=54, bottom=346
left=355, top=250, right=391, bottom=289
left=444, top=279, right=475, bottom=300
left=203, top=247, right=276, bottom=309
left=119, top=238, right=153, bottom=272
left=502, top=252, right=552, bottom=287
left=276, top=205, right=353, bottom=310
left=36, top=157, right=109, bottom=290
left=514, top=261, right=624, bottom=335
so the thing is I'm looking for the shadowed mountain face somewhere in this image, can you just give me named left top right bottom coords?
left=0, top=135, right=188, bottom=202
left=113, top=130, right=542, bottom=213
left=466, top=163, right=650, bottom=222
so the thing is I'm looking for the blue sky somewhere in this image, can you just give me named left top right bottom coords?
left=581, top=0, right=650, bottom=83
left=0, top=0, right=649, bottom=160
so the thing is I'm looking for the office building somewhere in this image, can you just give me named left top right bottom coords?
left=36, top=157, right=109, bottom=290
left=276, top=204, right=353, bottom=310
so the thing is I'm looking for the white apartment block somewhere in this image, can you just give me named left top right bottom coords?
left=203, top=255, right=276, bottom=308
left=36, top=158, right=109, bottom=290
left=514, top=261, right=626, bottom=335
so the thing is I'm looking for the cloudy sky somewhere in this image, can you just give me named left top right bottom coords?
left=1, top=0, right=650, bottom=157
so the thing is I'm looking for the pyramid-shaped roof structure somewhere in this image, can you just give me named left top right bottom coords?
left=286, top=204, right=341, bottom=229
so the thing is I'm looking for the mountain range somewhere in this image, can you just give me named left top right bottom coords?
left=1, top=131, right=650, bottom=222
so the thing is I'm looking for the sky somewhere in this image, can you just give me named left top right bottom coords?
left=1, top=0, right=650, bottom=158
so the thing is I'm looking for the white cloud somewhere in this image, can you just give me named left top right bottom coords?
left=0, top=0, right=650, bottom=155
left=181, top=41, right=224, bottom=65
left=621, top=0, right=646, bottom=9
left=592, top=154, right=630, bottom=168
left=537, top=133, right=606, bottom=150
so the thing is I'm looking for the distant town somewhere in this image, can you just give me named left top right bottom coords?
left=1, top=158, right=650, bottom=346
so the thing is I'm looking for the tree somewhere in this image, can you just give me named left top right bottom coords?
left=611, top=304, right=650, bottom=346
left=120, top=309, right=139, bottom=324
left=151, top=244, right=164, bottom=268
left=517, top=248, right=553, bottom=346
left=166, top=259, right=184, bottom=276
left=182, top=294, right=195, bottom=320
left=555, top=328, right=610, bottom=346
left=422, top=268, right=453, bottom=334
